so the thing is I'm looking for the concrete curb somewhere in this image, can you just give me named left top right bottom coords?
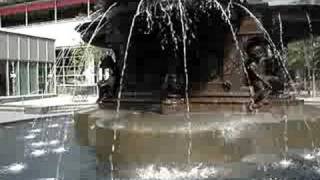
left=0, top=112, right=73, bottom=125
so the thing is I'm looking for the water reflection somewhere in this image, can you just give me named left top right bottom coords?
left=1, top=105, right=320, bottom=179
left=75, top=105, right=320, bottom=179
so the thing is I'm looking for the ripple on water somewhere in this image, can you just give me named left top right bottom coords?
left=136, top=164, right=218, bottom=180
left=48, top=140, right=60, bottom=146
left=30, top=149, right=47, bottom=157
left=303, top=153, right=316, bottom=160
left=52, top=147, right=68, bottom=154
left=31, top=141, right=48, bottom=148
left=278, top=159, right=293, bottom=168
left=24, top=134, right=37, bottom=140
left=48, top=124, right=59, bottom=128
left=0, top=163, right=27, bottom=174
left=65, top=120, right=75, bottom=125
left=29, top=129, right=42, bottom=133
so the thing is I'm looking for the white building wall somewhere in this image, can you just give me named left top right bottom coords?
left=7, top=18, right=89, bottom=48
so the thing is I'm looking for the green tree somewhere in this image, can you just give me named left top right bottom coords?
left=71, top=42, right=104, bottom=73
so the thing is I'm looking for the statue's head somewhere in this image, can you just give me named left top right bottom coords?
left=247, top=45, right=266, bottom=61
left=246, top=37, right=269, bottom=61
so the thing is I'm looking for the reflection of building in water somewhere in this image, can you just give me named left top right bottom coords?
left=0, top=29, right=56, bottom=98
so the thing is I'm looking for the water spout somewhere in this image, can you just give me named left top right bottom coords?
left=306, top=12, right=317, bottom=97
left=177, top=0, right=191, bottom=116
left=278, top=13, right=286, bottom=62
left=234, top=3, right=297, bottom=93
left=116, top=0, right=145, bottom=116
left=211, top=0, right=254, bottom=98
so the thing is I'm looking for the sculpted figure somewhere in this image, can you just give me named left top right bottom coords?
left=246, top=42, right=274, bottom=110
left=97, top=51, right=117, bottom=103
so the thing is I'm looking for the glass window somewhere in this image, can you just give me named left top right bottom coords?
left=57, top=4, right=87, bottom=20
left=29, top=62, right=38, bottom=94
left=28, top=9, right=54, bottom=24
left=2, top=13, right=25, bottom=27
left=39, top=62, right=46, bottom=94
left=0, top=61, right=7, bottom=96
left=19, top=61, right=28, bottom=95
left=47, top=63, right=54, bottom=93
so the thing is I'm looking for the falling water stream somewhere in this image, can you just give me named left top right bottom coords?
left=211, top=0, right=254, bottom=98
left=177, top=0, right=191, bottom=116
left=278, top=13, right=286, bottom=59
left=234, top=3, right=297, bottom=94
left=177, top=0, right=192, bottom=164
left=110, top=1, right=145, bottom=179
left=282, top=115, right=290, bottom=164
left=306, top=12, right=317, bottom=97
left=116, top=0, right=144, bottom=115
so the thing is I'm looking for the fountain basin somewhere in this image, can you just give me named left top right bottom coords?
left=74, top=103, right=320, bottom=179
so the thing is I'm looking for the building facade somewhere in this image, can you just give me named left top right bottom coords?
left=0, top=0, right=94, bottom=27
left=0, top=0, right=101, bottom=95
left=0, top=29, right=55, bottom=97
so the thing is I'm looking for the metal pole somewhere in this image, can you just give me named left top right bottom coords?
left=0, top=16, right=2, bottom=28
left=53, top=44, right=57, bottom=95
left=27, top=62, right=30, bottom=94
left=54, top=0, right=57, bottom=22
left=87, top=0, right=90, bottom=17
left=62, top=52, right=66, bottom=86
left=25, top=3, right=28, bottom=26
left=6, top=34, right=9, bottom=96
left=11, top=62, right=16, bottom=96
left=17, top=37, right=21, bottom=95
left=45, top=42, right=48, bottom=94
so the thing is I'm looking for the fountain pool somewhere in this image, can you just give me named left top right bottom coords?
left=71, top=104, right=320, bottom=179
left=0, top=104, right=320, bottom=179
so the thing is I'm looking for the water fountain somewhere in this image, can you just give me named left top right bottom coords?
left=77, top=0, right=320, bottom=114
left=72, top=0, right=320, bottom=179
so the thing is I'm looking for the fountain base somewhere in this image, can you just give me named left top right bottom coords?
left=98, top=90, right=303, bottom=114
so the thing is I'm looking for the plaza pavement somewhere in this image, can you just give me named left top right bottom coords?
left=0, top=95, right=98, bottom=124
left=1, top=94, right=320, bottom=124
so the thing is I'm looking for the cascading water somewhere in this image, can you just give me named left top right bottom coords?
left=303, top=118, right=316, bottom=161
left=211, top=0, right=254, bottom=99
left=116, top=0, right=145, bottom=116
left=177, top=0, right=191, bottom=116
left=177, top=0, right=192, bottom=164
left=109, top=1, right=145, bottom=178
left=278, top=13, right=287, bottom=63
left=55, top=9, right=111, bottom=96
left=281, top=115, right=291, bottom=166
left=306, top=12, right=317, bottom=97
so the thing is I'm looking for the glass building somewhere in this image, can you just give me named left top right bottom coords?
left=0, top=29, right=56, bottom=97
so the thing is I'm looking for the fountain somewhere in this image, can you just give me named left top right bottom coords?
left=77, top=0, right=320, bottom=114
left=72, top=0, right=320, bottom=179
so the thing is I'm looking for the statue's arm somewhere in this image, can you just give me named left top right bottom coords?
left=248, top=64, right=272, bottom=89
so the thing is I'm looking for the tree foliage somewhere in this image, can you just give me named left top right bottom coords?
left=287, top=36, right=320, bottom=71
left=71, top=42, right=104, bottom=69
